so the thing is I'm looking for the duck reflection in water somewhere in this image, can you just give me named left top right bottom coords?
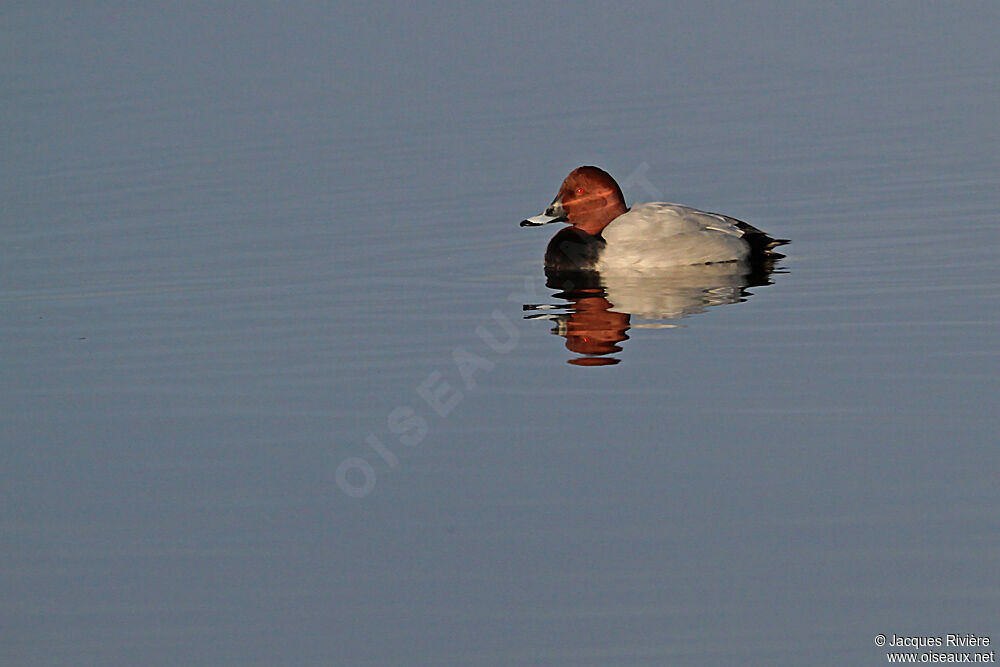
left=526, top=259, right=785, bottom=366
left=520, top=166, right=788, bottom=365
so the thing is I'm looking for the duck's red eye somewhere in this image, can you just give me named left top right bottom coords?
left=576, top=188, right=584, bottom=194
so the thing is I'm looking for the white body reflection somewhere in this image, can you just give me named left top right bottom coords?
left=601, top=263, right=751, bottom=321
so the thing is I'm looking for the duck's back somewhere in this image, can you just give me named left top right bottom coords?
left=597, top=202, right=751, bottom=269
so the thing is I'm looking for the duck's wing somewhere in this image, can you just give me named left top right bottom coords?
left=608, top=203, right=739, bottom=237
left=713, top=213, right=789, bottom=258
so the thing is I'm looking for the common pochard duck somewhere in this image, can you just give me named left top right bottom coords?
left=521, top=166, right=786, bottom=271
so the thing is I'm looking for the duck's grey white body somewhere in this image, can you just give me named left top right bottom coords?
left=597, top=202, right=752, bottom=269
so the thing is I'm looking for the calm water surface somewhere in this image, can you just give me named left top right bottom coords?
left=3, top=4, right=999, bottom=665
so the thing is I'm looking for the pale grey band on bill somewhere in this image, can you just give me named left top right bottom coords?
left=520, top=213, right=561, bottom=227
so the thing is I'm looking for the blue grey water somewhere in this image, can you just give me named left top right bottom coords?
left=3, top=3, right=999, bottom=665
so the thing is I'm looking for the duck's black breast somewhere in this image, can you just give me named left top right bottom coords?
left=543, top=226, right=606, bottom=270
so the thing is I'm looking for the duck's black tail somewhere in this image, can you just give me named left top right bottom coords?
left=730, top=218, right=789, bottom=259
left=717, top=216, right=790, bottom=287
